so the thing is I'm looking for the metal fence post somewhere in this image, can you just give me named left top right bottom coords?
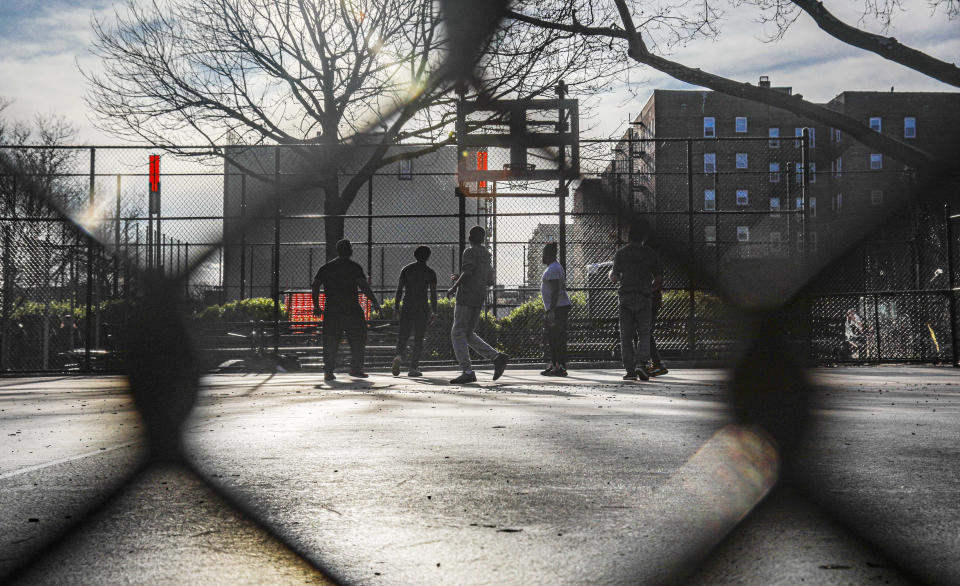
left=945, top=203, right=958, bottom=366
left=557, top=80, right=568, bottom=270
left=239, top=174, right=247, bottom=300
left=114, top=175, right=121, bottom=298
left=84, top=147, right=95, bottom=372
left=686, top=139, right=696, bottom=356
left=367, top=175, right=374, bottom=278
left=273, top=147, right=281, bottom=354
left=457, top=186, right=466, bottom=271
left=801, top=128, right=812, bottom=363
left=1, top=226, right=11, bottom=371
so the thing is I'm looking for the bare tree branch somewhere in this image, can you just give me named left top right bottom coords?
left=788, top=0, right=960, bottom=87
left=507, top=2, right=948, bottom=175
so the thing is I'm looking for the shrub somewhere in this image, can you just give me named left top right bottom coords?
left=194, top=297, right=282, bottom=322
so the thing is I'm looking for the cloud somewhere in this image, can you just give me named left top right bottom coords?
left=0, top=1, right=110, bottom=141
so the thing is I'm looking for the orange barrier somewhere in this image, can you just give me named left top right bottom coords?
left=283, top=291, right=372, bottom=326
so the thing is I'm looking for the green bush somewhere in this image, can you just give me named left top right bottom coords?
left=194, top=297, right=283, bottom=322
left=496, top=293, right=589, bottom=359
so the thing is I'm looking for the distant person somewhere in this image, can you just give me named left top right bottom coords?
left=845, top=308, right=864, bottom=360
left=446, top=226, right=508, bottom=384
left=312, top=239, right=381, bottom=381
left=540, top=242, right=571, bottom=376
left=392, top=246, right=438, bottom=377
left=646, top=267, right=668, bottom=377
left=610, top=221, right=661, bottom=381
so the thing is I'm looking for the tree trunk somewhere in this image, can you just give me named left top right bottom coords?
left=322, top=161, right=343, bottom=260
left=324, top=214, right=345, bottom=262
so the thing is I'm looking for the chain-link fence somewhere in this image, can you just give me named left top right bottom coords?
left=1, top=139, right=955, bottom=372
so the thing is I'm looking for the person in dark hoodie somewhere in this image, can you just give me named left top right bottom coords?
left=312, top=239, right=381, bottom=381
left=391, top=246, right=438, bottom=377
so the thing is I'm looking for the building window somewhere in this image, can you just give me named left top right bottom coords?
left=834, top=156, right=842, bottom=177
left=809, top=127, right=815, bottom=148
left=770, top=197, right=781, bottom=212
left=769, top=127, right=780, bottom=148
left=833, top=192, right=843, bottom=213
left=904, top=117, right=916, bottom=138
left=809, top=162, right=816, bottom=183
left=796, top=162, right=805, bottom=183
left=794, top=127, right=815, bottom=148
left=736, top=189, right=749, bottom=206
left=795, top=128, right=803, bottom=148
left=704, top=189, right=716, bottom=211
left=735, top=117, right=748, bottom=133
left=869, top=117, right=882, bottom=132
left=770, top=231, right=782, bottom=243
left=736, top=153, right=748, bottom=169
left=834, top=129, right=841, bottom=143
left=737, top=226, right=750, bottom=242
left=704, top=117, right=716, bottom=138
left=705, top=225, right=716, bottom=245
left=398, top=159, right=413, bottom=180
left=810, top=196, right=817, bottom=217
left=769, top=162, right=780, bottom=183
left=704, top=153, right=716, bottom=174
left=871, top=190, right=883, bottom=205
left=796, top=197, right=804, bottom=210
left=870, top=153, right=883, bottom=169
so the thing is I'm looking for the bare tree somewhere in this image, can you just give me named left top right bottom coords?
left=0, top=99, right=86, bottom=310
left=85, top=0, right=628, bottom=257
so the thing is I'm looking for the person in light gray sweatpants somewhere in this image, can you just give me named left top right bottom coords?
left=452, top=303, right=499, bottom=371
left=447, top=226, right=508, bottom=384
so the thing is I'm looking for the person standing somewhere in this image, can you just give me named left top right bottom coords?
left=312, top=239, right=381, bottom=381
left=540, top=242, right=571, bottom=376
left=447, top=226, right=508, bottom=384
left=646, top=270, right=669, bottom=377
left=392, top=246, right=438, bottom=377
left=610, top=221, right=661, bottom=381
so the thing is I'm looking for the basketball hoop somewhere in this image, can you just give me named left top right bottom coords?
left=503, top=162, right=536, bottom=191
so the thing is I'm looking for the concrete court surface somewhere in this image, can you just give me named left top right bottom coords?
left=0, top=366, right=958, bottom=584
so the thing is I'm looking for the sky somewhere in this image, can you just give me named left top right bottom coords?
left=0, top=0, right=957, bottom=143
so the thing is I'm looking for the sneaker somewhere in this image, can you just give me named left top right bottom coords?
left=408, top=369, right=423, bottom=377
left=391, top=355, right=402, bottom=376
left=349, top=370, right=369, bottom=378
left=555, top=366, right=568, bottom=377
left=450, top=371, right=477, bottom=384
left=493, top=353, right=509, bottom=381
left=540, top=367, right=556, bottom=376
left=648, top=364, right=669, bottom=377
left=636, top=367, right=650, bottom=381
left=622, top=371, right=638, bottom=381
left=324, top=372, right=336, bottom=381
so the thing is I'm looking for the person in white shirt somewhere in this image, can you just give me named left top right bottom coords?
left=540, top=242, right=572, bottom=376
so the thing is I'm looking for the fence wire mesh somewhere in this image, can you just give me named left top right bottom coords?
left=0, top=139, right=956, bottom=372
left=1, top=77, right=958, bottom=585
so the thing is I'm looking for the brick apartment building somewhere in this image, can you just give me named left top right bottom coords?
left=573, top=78, right=960, bottom=292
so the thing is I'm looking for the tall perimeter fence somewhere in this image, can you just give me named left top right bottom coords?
left=0, top=138, right=957, bottom=372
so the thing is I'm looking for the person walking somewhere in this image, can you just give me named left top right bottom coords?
left=312, top=239, right=381, bottom=381
left=540, top=242, right=571, bottom=376
left=610, top=221, right=661, bottom=381
left=447, top=226, right=508, bottom=384
left=392, top=246, right=438, bottom=377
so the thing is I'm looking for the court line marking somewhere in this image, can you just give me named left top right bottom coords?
left=0, top=442, right=140, bottom=481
